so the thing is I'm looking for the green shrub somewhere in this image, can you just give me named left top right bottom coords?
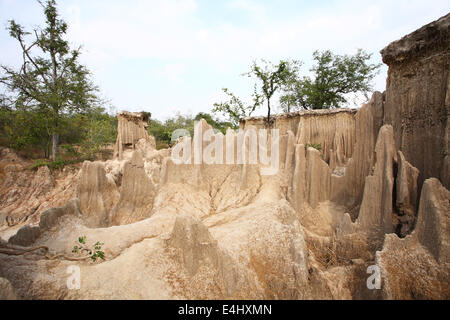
left=29, top=159, right=50, bottom=170
left=29, top=157, right=64, bottom=170
left=306, top=143, right=322, bottom=151
left=72, top=236, right=105, bottom=262
left=61, top=144, right=80, bottom=157
left=29, top=156, right=89, bottom=171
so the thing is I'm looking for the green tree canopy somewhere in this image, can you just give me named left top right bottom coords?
left=244, top=59, right=300, bottom=123
left=0, top=0, right=100, bottom=160
left=280, top=49, right=381, bottom=111
left=194, top=112, right=234, bottom=134
left=213, top=59, right=300, bottom=126
left=212, top=87, right=261, bottom=128
left=147, top=112, right=233, bottom=149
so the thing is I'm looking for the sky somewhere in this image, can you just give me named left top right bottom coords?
left=0, top=0, right=449, bottom=120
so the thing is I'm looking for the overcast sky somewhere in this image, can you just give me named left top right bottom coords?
left=1, top=0, right=449, bottom=120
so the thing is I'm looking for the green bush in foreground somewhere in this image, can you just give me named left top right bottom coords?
left=72, top=236, right=105, bottom=262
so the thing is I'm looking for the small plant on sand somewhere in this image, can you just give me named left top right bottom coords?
left=306, top=143, right=322, bottom=151
left=72, top=236, right=105, bottom=262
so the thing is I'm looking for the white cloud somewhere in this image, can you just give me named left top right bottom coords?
left=164, top=63, right=186, bottom=85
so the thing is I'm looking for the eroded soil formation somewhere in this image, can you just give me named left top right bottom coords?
left=0, top=14, right=449, bottom=300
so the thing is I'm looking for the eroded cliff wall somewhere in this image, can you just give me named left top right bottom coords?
left=0, top=15, right=449, bottom=300
left=241, top=108, right=357, bottom=166
left=114, top=111, right=154, bottom=159
left=381, top=13, right=450, bottom=189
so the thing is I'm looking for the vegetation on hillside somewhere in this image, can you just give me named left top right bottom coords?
left=148, top=112, right=234, bottom=149
left=280, top=50, right=381, bottom=111
left=0, top=105, right=117, bottom=161
left=0, top=0, right=382, bottom=161
left=213, top=60, right=300, bottom=126
left=213, top=50, right=381, bottom=123
left=0, top=0, right=102, bottom=161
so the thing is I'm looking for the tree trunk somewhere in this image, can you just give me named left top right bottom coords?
left=51, top=132, right=59, bottom=161
left=267, top=100, right=271, bottom=125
